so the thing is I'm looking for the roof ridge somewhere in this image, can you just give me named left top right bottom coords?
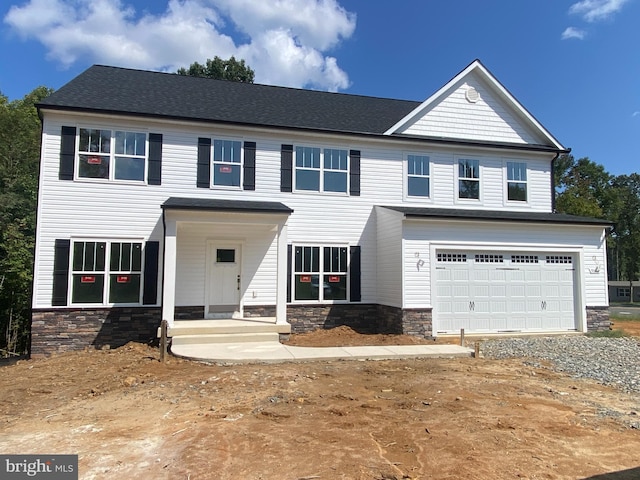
left=86, top=64, right=419, bottom=103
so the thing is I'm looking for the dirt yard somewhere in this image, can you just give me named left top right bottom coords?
left=1, top=324, right=639, bottom=480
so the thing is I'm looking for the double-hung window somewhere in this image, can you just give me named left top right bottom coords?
left=71, top=240, right=143, bottom=305
left=506, top=162, right=527, bottom=202
left=212, top=139, right=242, bottom=187
left=78, top=129, right=147, bottom=181
left=295, top=146, right=348, bottom=193
left=407, top=154, right=430, bottom=197
left=458, top=159, right=480, bottom=199
left=294, top=246, right=348, bottom=301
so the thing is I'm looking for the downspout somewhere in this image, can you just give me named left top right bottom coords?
left=551, top=152, right=559, bottom=213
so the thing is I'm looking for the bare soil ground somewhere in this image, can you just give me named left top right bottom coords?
left=1, top=324, right=639, bottom=480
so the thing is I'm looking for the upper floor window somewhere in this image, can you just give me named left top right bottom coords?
left=407, top=155, right=430, bottom=197
left=458, top=159, right=480, bottom=199
left=212, top=139, right=242, bottom=187
left=295, top=146, right=348, bottom=193
left=506, top=162, right=527, bottom=202
left=71, top=240, right=143, bottom=305
left=78, top=129, right=147, bottom=181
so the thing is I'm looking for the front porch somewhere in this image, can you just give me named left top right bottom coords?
left=161, top=197, right=294, bottom=333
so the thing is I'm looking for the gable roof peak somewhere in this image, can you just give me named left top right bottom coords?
left=384, top=59, right=566, bottom=150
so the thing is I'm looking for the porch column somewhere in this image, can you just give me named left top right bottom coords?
left=162, top=217, right=177, bottom=327
left=276, top=222, right=288, bottom=325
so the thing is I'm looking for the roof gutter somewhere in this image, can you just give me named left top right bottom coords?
left=37, top=104, right=571, bottom=155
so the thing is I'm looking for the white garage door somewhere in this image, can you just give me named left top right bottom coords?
left=435, top=251, right=576, bottom=334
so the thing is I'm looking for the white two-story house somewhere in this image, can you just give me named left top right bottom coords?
left=31, top=60, right=611, bottom=357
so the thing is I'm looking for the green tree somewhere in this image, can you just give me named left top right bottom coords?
left=554, top=154, right=613, bottom=218
left=555, top=155, right=640, bottom=291
left=176, top=56, right=255, bottom=83
left=607, top=175, right=640, bottom=297
left=0, top=86, right=53, bottom=355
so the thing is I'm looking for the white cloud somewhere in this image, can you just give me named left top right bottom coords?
left=568, top=0, right=631, bottom=22
left=561, top=27, right=587, bottom=40
left=3, top=0, right=356, bottom=91
left=633, top=111, right=640, bottom=117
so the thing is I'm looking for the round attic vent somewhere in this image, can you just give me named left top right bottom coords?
left=465, top=87, right=480, bottom=103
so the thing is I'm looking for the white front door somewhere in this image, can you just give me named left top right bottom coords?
left=206, top=243, right=241, bottom=318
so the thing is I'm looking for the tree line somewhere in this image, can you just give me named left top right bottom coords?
left=554, top=155, right=640, bottom=286
left=0, top=57, right=636, bottom=356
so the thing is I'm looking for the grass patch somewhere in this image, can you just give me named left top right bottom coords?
left=610, top=313, right=640, bottom=321
left=586, top=329, right=627, bottom=338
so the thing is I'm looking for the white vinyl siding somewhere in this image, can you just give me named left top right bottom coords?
left=398, top=73, right=543, bottom=145
left=375, top=207, right=403, bottom=307
left=175, top=223, right=278, bottom=308
left=33, top=111, right=599, bottom=318
left=402, top=219, right=608, bottom=310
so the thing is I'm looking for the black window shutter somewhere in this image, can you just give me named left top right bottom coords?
left=147, top=133, right=163, bottom=185
left=287, top=244, right=292, bottom=303
left=52, top=239, right=70, bottom=306
left=243, top=141, right=256, bottom=191
left=349, top=150, right=361, bottom=196
left=349, top=245, right=361, bottom=302
left=281, top=144, right=293, bottom=192
left=59, top=126, right=76, bottom=180
left=197, top=137, right=211, bottom=188
left=143, top=241, right=160, bottom=305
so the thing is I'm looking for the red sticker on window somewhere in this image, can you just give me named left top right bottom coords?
left=300, top=275, right=312, bottom=283
left=329, top=276, right=341, bottom=283
left=81, top=276, right=95, bottom=283
left=219, top=166, right=232, bottom=173
left=117, top=275, right=130, bottom=283
left=87, top=156, right=102, bottom=165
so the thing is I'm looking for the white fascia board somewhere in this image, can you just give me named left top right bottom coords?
left=383, top=60, right=566, bottom=151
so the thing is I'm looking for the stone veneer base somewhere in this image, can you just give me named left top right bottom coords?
left=586, top=306, right=610, bottom=332
left=32, top=303, right=602, bottom=357
left=31, top=307, right=161, bottom=358
left=286, top=304, right=433, bottom=339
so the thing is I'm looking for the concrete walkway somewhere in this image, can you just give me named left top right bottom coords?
left=170, top=341, right=474, bottom=363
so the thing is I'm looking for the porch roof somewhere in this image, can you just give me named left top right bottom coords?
left=162, top=197, right=293, bottom=214
left=380, top=206, right=612, bottom=226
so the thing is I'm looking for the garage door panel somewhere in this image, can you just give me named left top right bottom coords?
left=527, top=285, right=542, bottom=297
left=526, top=315, right=544, bottom=330
left=510, top=316, right=527, bottom=330
left=510, top=285, right=526, bottom=298
left=490, top=285, right=506, bottom=297
left=510, top=270, right=525, bottom=281
left=453, top=270, right=469, bottom=281
left=525, top=270, right=542, bottom=282
left=434, top=250, right=577, bottom=334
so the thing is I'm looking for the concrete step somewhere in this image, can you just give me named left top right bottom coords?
left=171, top=332, right=281, bottom=346
left=158, top=320, right=291, bottom=337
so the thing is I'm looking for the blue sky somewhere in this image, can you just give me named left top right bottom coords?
left=1, top=0, right=638, bottom=176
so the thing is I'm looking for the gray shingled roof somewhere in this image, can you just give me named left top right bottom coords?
left=162, top=197, right=293, bottom=214
left=38, top=65, right=419, bottom=135
left=381, top=206, right=612, bottom=226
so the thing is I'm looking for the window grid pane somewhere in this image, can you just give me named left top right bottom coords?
left=71, top=241, right=141, bottom=305
left=294, top=245, right=348, bottom=302
left=459, top=159, right=479, bottom=179
left=78, top=129, right=148, bottom=182
left=507, top=162, right=527, bottom=181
